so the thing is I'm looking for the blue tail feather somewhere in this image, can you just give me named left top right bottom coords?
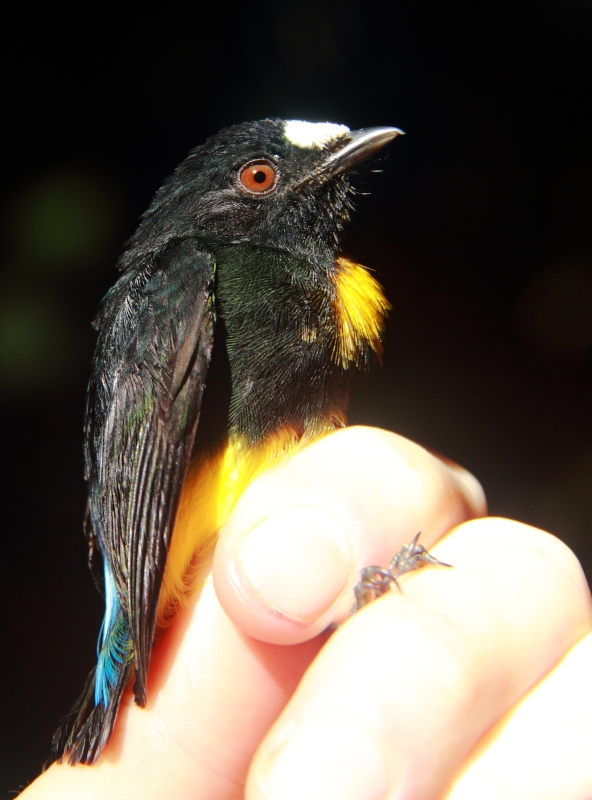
left=94, top=564, right=132, bottom=707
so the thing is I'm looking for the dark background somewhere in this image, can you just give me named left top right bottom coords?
left=2, top=1, right=591, bottom=793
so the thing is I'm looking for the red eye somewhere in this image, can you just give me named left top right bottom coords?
left=239, top=160, right=278, bottom=194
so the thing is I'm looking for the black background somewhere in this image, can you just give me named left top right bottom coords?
left=2, top=1, right=592, bottom=793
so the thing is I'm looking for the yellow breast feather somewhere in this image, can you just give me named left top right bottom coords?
left=158, top=426, right=321, bottom=626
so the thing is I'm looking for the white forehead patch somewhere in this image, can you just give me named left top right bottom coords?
left=284, top=120, right=350, bottom=149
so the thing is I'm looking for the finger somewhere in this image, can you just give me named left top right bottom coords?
left=245, top=518, right=592, bottom=800
left=445, top=631, right=592, bottom=800
left=214, top=426, right=486, bottom=645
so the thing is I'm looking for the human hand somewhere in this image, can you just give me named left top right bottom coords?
left=20, top=427, right=592, bottom=799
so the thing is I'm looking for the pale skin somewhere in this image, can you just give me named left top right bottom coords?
left=20, top=426, right=592, bottom=800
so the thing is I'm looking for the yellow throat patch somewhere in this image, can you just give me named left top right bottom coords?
left=332, top=257, right=390, bottom=368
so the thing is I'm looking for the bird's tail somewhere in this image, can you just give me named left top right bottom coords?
left=51, top=569, right=134, bottom=765
left=50, top=659, right=132, bottom=765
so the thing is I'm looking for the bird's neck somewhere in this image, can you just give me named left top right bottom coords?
left=213, top=245, right=345, bottom=444
left=210, top=245, right=389, bottom=445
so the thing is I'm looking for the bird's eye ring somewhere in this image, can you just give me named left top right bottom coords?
left=238, top=160, right=278, bottom=195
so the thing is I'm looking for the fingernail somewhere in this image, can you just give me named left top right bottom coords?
left=448, top=465, right=487, bottom=515
left=234, top=507, right=351, bottom=621
left=258, top=722, right=388, bottom=800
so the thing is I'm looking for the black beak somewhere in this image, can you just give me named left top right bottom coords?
left=325, top=127, right=404, bottom=175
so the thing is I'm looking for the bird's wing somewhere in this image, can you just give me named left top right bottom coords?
left=85, top=239, right=215, bottom=703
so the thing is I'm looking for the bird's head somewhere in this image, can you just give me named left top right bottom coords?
left=121, top=118, right=402, bottom=268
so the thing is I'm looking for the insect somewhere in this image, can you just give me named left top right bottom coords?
left=353, top=532, right=451, bottom=612
left=51, top=119, right=403, bottom=764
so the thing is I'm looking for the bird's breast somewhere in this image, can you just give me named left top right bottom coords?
left=156, top=253, right=389, bottom=628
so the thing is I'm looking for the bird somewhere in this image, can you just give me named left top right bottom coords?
left=51, top=118, right=402, bottom=765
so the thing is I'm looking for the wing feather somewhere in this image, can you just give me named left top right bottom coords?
left=85, top=239, right=215, bottom=704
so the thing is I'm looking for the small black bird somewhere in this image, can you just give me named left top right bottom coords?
left=52, top=118, right=402, bottom=765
